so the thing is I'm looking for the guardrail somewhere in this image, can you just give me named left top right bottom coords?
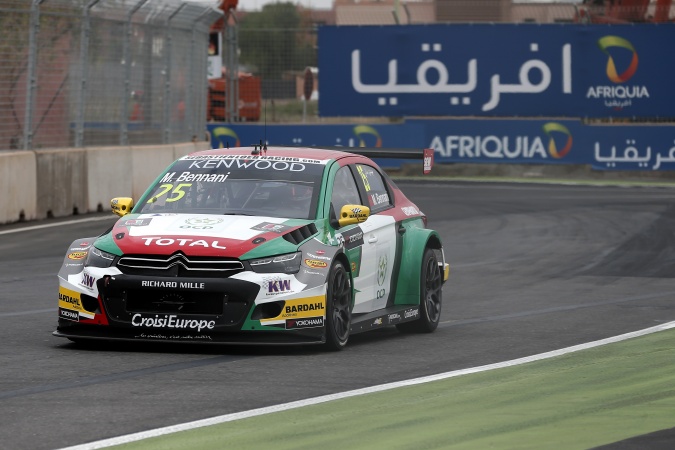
left=0, top=141, right=211, bottom=225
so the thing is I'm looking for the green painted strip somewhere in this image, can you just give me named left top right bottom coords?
left=116, top=327, right=675, bottom=450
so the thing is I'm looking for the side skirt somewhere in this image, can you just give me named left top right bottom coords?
left=350, top=304, right=420, bottom=335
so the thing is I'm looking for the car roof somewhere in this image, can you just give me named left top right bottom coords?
left=188, top=146, right=365, bottom=162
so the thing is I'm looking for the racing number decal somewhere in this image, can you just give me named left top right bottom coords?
left=147, top=183, right=192, bottom=203
left=356, top=165, right=371, bottom=192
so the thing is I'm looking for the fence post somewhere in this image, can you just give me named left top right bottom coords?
left=120, top=0, right=149, bottom=146
left=225, top=10, right=239, bottom=123
left=189, top=9, right=211, bottom=143
left=163, top=3, right=187, bottom=144
left=75, top=0, right=102, bottom=148
left=23, top=0, right=47, bottom=150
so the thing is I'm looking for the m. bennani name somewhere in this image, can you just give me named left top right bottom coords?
left=141, top=280, right=205, bottom=289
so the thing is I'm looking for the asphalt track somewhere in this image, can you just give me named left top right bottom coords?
left=2, top=180, right=675, bottom=450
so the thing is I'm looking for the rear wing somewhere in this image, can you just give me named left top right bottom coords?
left=311, top=146, right=435, bottom=175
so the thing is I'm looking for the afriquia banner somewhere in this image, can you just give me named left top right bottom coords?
left=207, top=120, right=675, bottom=171
left=317, top=24, right=675, bottom=119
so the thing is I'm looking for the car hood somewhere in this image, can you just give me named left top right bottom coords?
left=108, top=213, right=312, bottom=258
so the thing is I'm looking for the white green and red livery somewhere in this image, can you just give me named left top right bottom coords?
left=54, top=146, right=449, bottom=350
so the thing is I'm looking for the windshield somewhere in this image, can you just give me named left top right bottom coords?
left=136, top=154, right=326, bottom=219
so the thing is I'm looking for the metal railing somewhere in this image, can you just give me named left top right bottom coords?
left=0, top=0, right=221, bottom=150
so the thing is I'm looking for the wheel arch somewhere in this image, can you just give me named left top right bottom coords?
left=393, top=226, right=442, bottom=306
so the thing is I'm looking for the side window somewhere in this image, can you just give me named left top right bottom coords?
left=355, top=164, right=393, bottom=213
left=331, top=166, right=361, bottom=219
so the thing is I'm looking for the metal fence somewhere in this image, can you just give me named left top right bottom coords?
left=2, top=1, right=673, bottom=151
left=0, top=0, right=221, bottom=151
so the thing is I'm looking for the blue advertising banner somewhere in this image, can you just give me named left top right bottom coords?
left=207, top=121, right=675, bottom=171
left=318, top=24, right=675, bottom=119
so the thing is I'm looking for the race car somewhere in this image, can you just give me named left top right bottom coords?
left=54, top=146, right=449, bottom=350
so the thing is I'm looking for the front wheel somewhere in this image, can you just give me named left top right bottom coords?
left=397, top=248, right=443, bottom=333
left=324, top=262, right=352, bottom=350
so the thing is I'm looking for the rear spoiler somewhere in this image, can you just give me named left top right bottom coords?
left=309, top=146, right=435, bottom=175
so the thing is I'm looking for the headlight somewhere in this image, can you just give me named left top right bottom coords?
left=249, top=252, right=301, bottom=274
left=85, top=247, right=116, bottom=268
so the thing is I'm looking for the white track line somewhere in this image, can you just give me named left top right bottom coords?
left=0, top=216, right=114, bottom=236
left=57, top=320, right=675, bottom=450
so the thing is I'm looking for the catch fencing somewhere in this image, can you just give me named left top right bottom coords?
left=0, top=0, right=221, bottom=151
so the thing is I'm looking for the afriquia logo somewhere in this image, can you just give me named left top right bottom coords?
left=353, top=125, right=382, bottom=148
left=541, top=122, right=572, bottom=159
left=430, top=123, right=571, bottom=161
left=587, top=35, right=649, bottom=110
left=211, top=126, right=240, bottom=148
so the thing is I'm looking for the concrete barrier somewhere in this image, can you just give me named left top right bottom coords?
left=86, top=146, right=132, bottom=213
left=35, top=148, right=87, bottom=219
left=0, top=151, right=37, bottom=224
left=130, top=145, right=176, bottom=201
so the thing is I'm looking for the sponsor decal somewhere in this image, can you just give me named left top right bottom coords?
left=58, top=287, right=83, bottom=310
left=306, top=252, right=330, bottom=261
left=388, top=312, right=402, bottom=324
left=131, top=313, right=215, bottom=332
left=404, top=308, right=419, bottom=319
left=252, top=222, right=291, bottom=233
left=59, top=307, right=79, bottom=322
left=178, top=217, right=224, bottom=230
left=340, top=227, right=364, bottom=250
left=345, top=207, right=368, bottom=221
left=136, top=333, right=213, bottom=341
left=81, top=272, right=96, bottom=290
left=315, top=250, right=325, bottom=255
left=140, top=280, right=205, bottom=289
left=542, top=122, right=573, bottom=159
left=65, top=263, right=84, bottom=267
left=258, top=296, right=326, bottom=324
left=401, top=206, right=419, bottom=216
left=302, top=269, right=322, bottom=276
left=373, top=317, right=383, bottom=326
left=140, top=237, right=227, bottom=249
left=377, top=254, right=388, bottom=286
left=272, top=297, right=326, bottom=319
left=123, top=218, right=152, bottom=227
left=69, top=247, right=90, bottom=252
left=304, top=259, right=328, bottom=269
left=587, top=35, right=649, bottom=111
left=263, top=277, right=292, bottom=296
left=286, top=316, right=324, bottom=329
left=67, top=251, right=87, bottom=260
left=184, top=154, right=322, bottom=164
left=184, top=157, right=311, bottom=172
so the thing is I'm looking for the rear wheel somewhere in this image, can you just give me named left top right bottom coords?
left=324, top=262, right=352, bottom=350
left=397, top=248, right=442, bottom=333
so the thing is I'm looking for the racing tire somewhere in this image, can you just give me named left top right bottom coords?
left=324, top=261, right=352, bottom=351
left=397, top=248, right=442, bottom=333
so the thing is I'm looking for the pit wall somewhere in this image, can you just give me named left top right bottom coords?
left=0, top=142, right=211, bottom=225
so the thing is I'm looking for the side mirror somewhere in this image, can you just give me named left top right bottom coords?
left=111, top=197, right=134, bottom=217
left=338, top=204, right=370, bottom=228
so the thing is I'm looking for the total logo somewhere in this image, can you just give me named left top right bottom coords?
left=587, top=35, right=649, bottom=110
left=140, top=237, right=227, bottom=249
